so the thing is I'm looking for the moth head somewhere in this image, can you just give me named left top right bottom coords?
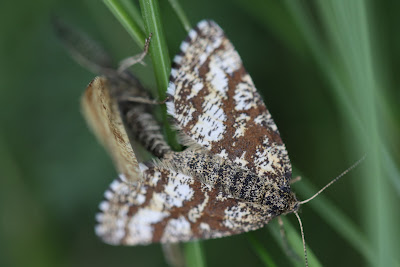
left=285, top=190, right=300, bottom=215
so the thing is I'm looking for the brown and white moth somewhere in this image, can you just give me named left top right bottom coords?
left=90, top=18, right=303, bottom=246
left=85, top=20, right=362, bottom=266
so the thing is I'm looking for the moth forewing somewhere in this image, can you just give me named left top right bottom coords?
left=81, top=76, right=141, bottom=183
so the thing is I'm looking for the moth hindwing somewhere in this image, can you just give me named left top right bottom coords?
left=94, top=20, right=300, bottom=246
left=82, top=77, right=142, bottom=183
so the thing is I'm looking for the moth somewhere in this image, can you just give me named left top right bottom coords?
left=84, top=20, right=361, bottom=265
left=54, top=18, right=171, bottom=179
left=87, top=19, right=295, bottom=243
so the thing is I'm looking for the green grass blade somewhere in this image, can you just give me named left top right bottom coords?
left=139, top=0, right=171, bottom=97
left=283, top=1, right=365, bottom=134
left=167, top=0, right=192, bottom=32
left=268, top=219, right=322, bottom=267
left=292, top=168, right=375, bottom=265
left=138, top=0, right=180, bottom=149
left=120, top=0, right=145, bottom=31
left=314, top=1, right=398, bottom=266
left=382, top=148, right=400, bottom=194
left=184, top=242, right=207, bottom=267
left=247, top=232, right=277, bottom=267
left=233, top=0, right=306, bottom=55
left=103, top=0, right=146, bottom=46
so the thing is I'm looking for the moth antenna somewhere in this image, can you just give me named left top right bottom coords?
left=294, top=211, right=308, bottom=267
left=118, top=33, right=153, bottom=73
left=299, top=155, right=366, bottom=205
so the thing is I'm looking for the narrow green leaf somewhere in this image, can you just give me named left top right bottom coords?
left=139, top=0, right=170, bottom=96
left=314, top=1, right=398, bottom=266
left=292, top=168, right=375, bottom=265
left=268, top=219, right=322, bottom=267
left=103, top=0, right=146, bottom=46
left=167, top=0, right=192, bottom=32
left=184, top=241, right=207, bottom=267
left=120, top=0, right=145, bottom=31
left=139, top=0, right=180, bottom=149
left=233, top=0, right=306, bottom=55
left=247, top=232, right=277, bottom=267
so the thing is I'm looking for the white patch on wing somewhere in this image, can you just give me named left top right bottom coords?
left=253, top=139, right=285, bottom=177
left=188, top=191, right=209, bottom=222
left=254, top=113, right=277, bottom=132
left=95, top=213, right=104, bottom=222
left=217, top=149, right=228, bottom=159
left=136, top=193, right=146, bottom=205
left=208, top=63, right=228, bottom=96
left=99, top=201, right=110, bottom=211
left=127, top=208, right=169, bottom=244
left=161, top=216, right=192, bottom=243
left=233, top=113, right=250, bottom=138
left=159, top=173, right=194, bottom=208
left=188, top=29, right=197, bottom=40
left=170, top=68, right=178, bottom=79
left=186, top=81, right=204, bottom=100
left=166, top=101, right=176, bottom=118
left=174, top=55, right=183, bottom=64
left=95, top=224, right=125, bottom=244
left=110, top=179, right=121, bottom=191
left=197, top=20, right=209, bottom=30
left=139, top=163, right=149, bottom=172
left=199, top=222, right=211, bottom=232
left=215, top=40, right=242, bottom=75
left=118, top=174, right=128, bottom=182
left=180, top=41, right=189, bottom=52
left=233, top=151, right=249, bottom=168
left=191, top=100, right=226, bottom=144
left=234, top=86, right=255, bottom=111
left=223, top=205, right=246, bottom=229
left=167, top=81, right=176, bottom=96
left=197, top=53, right=208, bottom=67
left=104, top=190, right=113, bottom=200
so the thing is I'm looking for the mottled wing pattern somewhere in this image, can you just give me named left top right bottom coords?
left=95, top=165, right=271, bottom=245
left=166, top=20, right=291, bottom=182
left=82, top=77, right=141, bottom=183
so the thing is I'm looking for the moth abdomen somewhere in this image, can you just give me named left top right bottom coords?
left=123, top=104, right=171, bottom=158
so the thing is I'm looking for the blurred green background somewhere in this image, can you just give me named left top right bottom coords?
left=1, top=0, right=399, bottom=266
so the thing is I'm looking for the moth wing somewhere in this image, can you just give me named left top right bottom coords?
left=95, top=165, right=270, bottom=245
left=81, top=76, right=141, bottom=183
left=166, top=20, right=291, bottom=181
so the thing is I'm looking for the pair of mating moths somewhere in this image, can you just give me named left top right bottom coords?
left=84, top=20, right=301, bottom=248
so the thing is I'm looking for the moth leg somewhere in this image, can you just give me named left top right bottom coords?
left=277, top=217, right=301, bottom=261
left=290, top=176, right=302, bottom=185
left=118, top=33, right=153, bottom=73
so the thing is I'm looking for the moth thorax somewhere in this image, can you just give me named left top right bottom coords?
left=259, top=182, right=299, bottom=217
left=283, top=191, right=300, bottom=215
